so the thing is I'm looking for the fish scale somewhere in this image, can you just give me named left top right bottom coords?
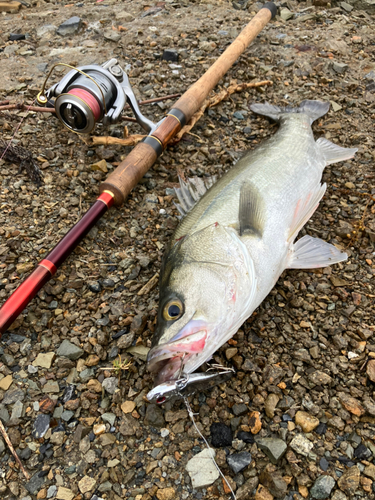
left=147, top=100, right=358, bottom=387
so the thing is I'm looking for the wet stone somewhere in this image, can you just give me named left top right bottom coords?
left=210, top=422, right=233, bottom=447
left=310, top=475, right=336, bottom=499
left=227, top=451, right=251, bottom=474
left=88, top=281, right=101, bottom=293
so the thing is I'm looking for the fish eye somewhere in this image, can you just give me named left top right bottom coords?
left=163, top=299, right=183, bottom=321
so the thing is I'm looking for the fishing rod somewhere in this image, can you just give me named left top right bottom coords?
left=0, top=2, right=277, bottom=336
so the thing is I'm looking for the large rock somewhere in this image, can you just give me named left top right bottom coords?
left=186, top=448, right=220, bottom=488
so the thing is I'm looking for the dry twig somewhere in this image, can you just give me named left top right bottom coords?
left=0, top=420, right=30, bottom=480
left=91, top=134, right=145, bottom=147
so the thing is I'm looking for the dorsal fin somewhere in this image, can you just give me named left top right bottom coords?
left=239, top=181, right=265, bottom=237
left=174, top=175, right=217, bottom=218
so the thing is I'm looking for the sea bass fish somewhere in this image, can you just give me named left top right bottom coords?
left=146, top=100, right=357, bottom=386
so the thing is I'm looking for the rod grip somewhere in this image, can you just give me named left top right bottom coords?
left=100, top=141, right=158, bottom=206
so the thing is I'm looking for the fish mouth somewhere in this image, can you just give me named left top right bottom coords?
left=147, top=327, right=208, bottom=385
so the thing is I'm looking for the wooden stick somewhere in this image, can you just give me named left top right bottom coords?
left=0, top=420, right=30, bottom=479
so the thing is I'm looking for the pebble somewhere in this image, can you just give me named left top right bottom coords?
left=101, top=377, right=118, bottom=394
left=249, top=411, right=262, bottom=434
left=367, top=359, right=375, bottom=382
left=227, top=451, right=251, bottom=474
left=259, top=470, right=288, bottom=498
left=56, top=487, right=74, bottom=500
left=121, top=401, right=136, bottom=414
left=308, top=371, right=332, bottom=386
left=56, top=17, right=82, bottom=36
left=56, top=340, right=84, bottom=360
left=33, top=352, right=55, bottom=369
left=310, top=475, right=335, bottom=499
left=144, top=404, right=165, bottom=427
left=185, top=448, right=220, bottom=488
left=333, top=62, right=348, bottom=74
left=290, top=434, right=314, bottom=457
left=255, top=484, right=274, bottom=500
left=156, top=488, right=176, bottom=500
left=162, top=49, right=179, bottom=62
left=337, top=465, right=360, bottom=495
left=210, top=422, right=233, bottom=447
left=295, top=411, right=320, bottom=433
left=0, top=375, right=13, bottom=390
left=25, top=473, right=46, bottom=495
left=78, top=476, right=96, bottom=494
left=279, top=8, right=293, bottom=21
left=32, top=414, right=50, bottom=438
left=319, top=457, right=329, bottom=472
left=354, top=443, right=372, bottom=460
left=255, top=437, right=287, bottom=464
left=264, top=393, right=279, bottom=418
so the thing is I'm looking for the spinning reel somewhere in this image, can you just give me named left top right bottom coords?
left=37, top=58, right=156, bottom=135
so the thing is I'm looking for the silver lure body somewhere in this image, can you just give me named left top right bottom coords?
left=147, top=370, right=234, bottom=404
left=146, top=101, right=357, bottom=385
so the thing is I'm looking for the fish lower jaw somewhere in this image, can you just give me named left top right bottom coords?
left=147, top=330, right=208, bottom=385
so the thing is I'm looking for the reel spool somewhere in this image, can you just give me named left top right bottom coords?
left=37, top=59, right=156, bottom=135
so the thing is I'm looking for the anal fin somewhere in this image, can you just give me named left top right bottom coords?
left=239, top=182, right=265, bottom=237
left=317, top=137, right=358, bottom=165
left=287, top=235, right=347, bottom=269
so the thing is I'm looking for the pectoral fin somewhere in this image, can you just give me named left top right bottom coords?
left=287, top=235, right=347, bottom=269
left=288, top=183, right=327, bottom=243
left=239, top=182, right=265, bottom=237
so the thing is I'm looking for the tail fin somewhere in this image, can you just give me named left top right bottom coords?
left=250, top=100, right=330, bottom=124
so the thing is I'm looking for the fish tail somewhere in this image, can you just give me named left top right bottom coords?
left=250, top=100, right=330, bottom=124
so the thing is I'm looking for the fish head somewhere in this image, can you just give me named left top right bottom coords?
left=147, top=223, right=253, bottom=385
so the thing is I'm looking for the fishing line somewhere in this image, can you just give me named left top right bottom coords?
left=181, top=395, right=237, bottom=500
left=0, top=98, right=37, bottom=162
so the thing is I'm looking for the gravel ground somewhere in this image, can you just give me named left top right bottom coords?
left=0, top=1, right=375, bottom=500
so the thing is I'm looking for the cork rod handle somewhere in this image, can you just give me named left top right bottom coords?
left=100, top=3, right=276, bottom=206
